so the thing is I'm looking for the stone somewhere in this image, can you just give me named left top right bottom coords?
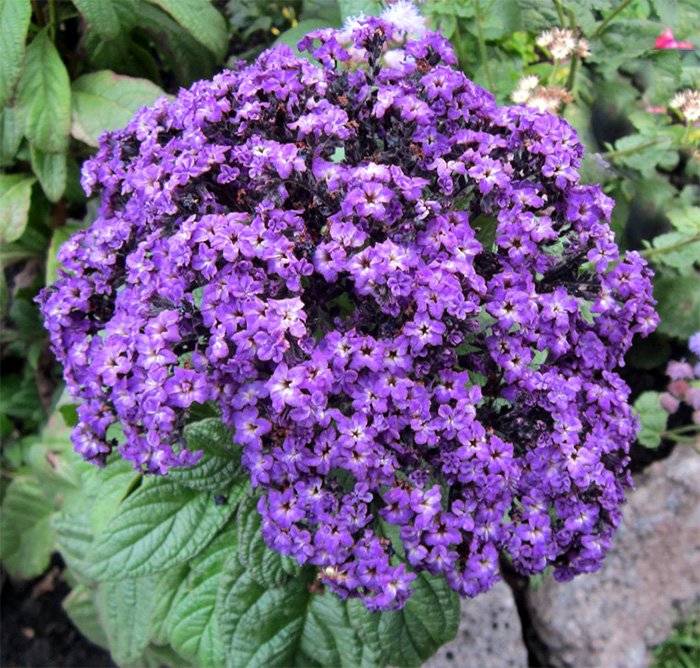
left=527, top=444, right=700, bottom=668
left=425, top=580, right=528, bottom=668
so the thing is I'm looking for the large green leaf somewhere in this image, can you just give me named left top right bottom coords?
left=218, top=554, right=448, bottom=668
left=378, top=572, right=460, bottom=667
left=96, top=577, right=157, bottom=665
left=84, top=477, right=243, bottom=580
left=0, top=475, right=54, bottom=580
left=29, top=145, right=67, bottom=203
left=146, top=0, right=228, bottom=60
left=82, top=458, right=141, bottom=535
left=84, top=0, right=215, bottom=86
left=171, top=418, right=243, bottom=492
left=655, top=273, right=700, bottom=339
left=217, top=554, right=312, bottom=668
left=71, top=71, right=164, bottom=147
left=63, top=584, right=110, bottom=650
left=297, top=594, right=374, bottom=668
left=16, top=29, right=71, bottom=153
left=0, top=106, right=23, bottom=167
left=0, top=173, right=35, bottom=243
left=51, top=512, right=94, bottom=574
left=73, top=0, right=122, bottom=39
left=215, top=536, right=458, bottom=668
left=164, top=529, right=232, bottom=666
left=236, top=493, right=301, bottom=588
left=0, top=0, right=31, bottom=107
left=150, top=565, right=190, bottom=645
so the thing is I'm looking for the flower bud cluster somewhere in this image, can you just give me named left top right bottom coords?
left=39, top=12, right=657, bottom=610
left=660, top=334, right=700, bottom=423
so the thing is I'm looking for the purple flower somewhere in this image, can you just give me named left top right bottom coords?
left=38, top=11, right=657, bottom=612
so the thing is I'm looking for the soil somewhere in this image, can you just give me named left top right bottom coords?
left=1, top=557, right=114, bottom=668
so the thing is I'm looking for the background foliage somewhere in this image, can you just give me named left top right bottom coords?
left=1, top=0, right=699, bottom=666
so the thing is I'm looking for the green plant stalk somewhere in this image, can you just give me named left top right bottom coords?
left=602, top=139, right=665, bottom=160
left=48, top=0, right=56, bottom=41
left=640, top=233, right=700, bottom=260
left=474, top=0, right=494, bottom=91
left=661, top=433, right=700, bottom=444
left=591, top=0, right=636, bottom=39
left=553, top=0, right=566, bottom=27
left=665, top=425, right=700, bottom=436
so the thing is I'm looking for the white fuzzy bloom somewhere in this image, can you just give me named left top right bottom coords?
left=381, top=0, right=427, bottom=37
left=576, top=38, right=591, bottom=59
left=338, top=14, right=366, bottom=43
left=536, top=27, right=577, bottom=61
left=670, top=89, right=700, bottom=123
left=512, top=75, right=540, bottom=104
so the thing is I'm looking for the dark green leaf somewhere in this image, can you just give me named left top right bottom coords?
left=298, top=594, right=372, bottom=668
left=146, top=0, right=228, bottom=60
left=84, top=477, right=242, bottom=580
left=217, top=554, right=312, bottom=668
left=163, top=529, right=232, bottom=666
left=73, top=0, right=122, bottom=40
left=16, top=29, right=71, bottom=152
left=0, top=0, right=31, bottom=107
left=71, top=71, right=165, bottom=147
left=150, top=565, right=190, bottom=645
left=472, top=214, right=499, bottom=251
left=170, top=418, right=244, bottom=492
left=29, top=145, right=67, bottom=203
left=378, top=572, right=460, bottom=667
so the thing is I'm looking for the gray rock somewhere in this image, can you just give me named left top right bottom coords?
left=425, top=579, right=528, bottom=668
left=528, top=443, right=700, bottom=668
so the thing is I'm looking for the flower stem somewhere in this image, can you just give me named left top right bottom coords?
left=601, top=139, right=664, bottom=160
left=553, top=0, right=566, bottom=27
left=591, top=0, right=635, bottom=39
left=640, top=233, right=700, bottom=260
left=48, top=0, right=56, bottom=41
left=474, top=0, right=494, bottom=91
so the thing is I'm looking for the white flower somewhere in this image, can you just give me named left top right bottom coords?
left=512, top=75, right=540, bottom=104
left=670, top=89, right=700, bottom=123
left=536, top=27, right=577, bottom=61
left=381, top=0, right=427, bottom=37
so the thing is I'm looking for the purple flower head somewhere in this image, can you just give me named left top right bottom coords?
left=38, top=10, right=657, bottom=611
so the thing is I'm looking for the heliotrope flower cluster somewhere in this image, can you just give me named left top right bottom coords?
left=39, top=8, right=657, bottom=611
